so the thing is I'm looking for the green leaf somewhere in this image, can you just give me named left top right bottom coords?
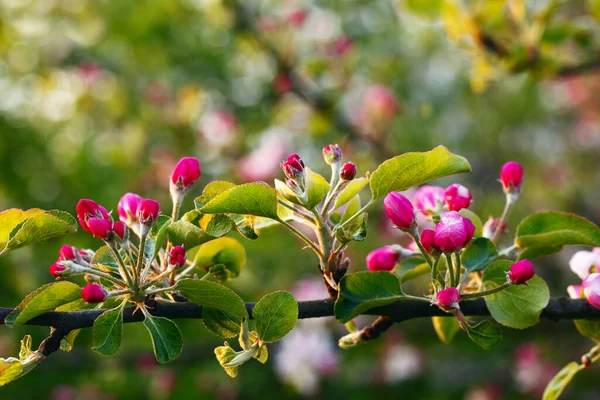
left=200, top=214, right=233, bottom=238
left=304, top=168, right=330, bottom=209
left=175, top=279, right=247, bottom=319
left=465, top=320, right=503, bottom=350
left=482, top=261, right=550, bottom=329
left=369, top=146, right=471, bottom=200
left=518, top=245, right=565, bottom=260
left=194, top=180, right=236, bottom=209
left=166, top=219, right=215, bottom=249
left=254, top=343, right=269, bottom=364
left=335, top=271, right=405, bottom=323
left=573, top=319, right=600, bottom=341
left=0, top=336, right=45, bottom=387
left=202, top=308, right=242, bottom=338
left=403, top=0, right=443, bottom=19
left=396, top=257, right=427, bottom=278
left=6, top=282, right=83, bottom=327
left=229, top=214, right=259, bottom=240
left=143, top=314, right=183, bottom=364
left=200, top=183, right=279, bottom=219
left=275, top=179, right=302, bottom=205
left=144, top=215, right=171, bottom=262
left=60, top=330, right=81, bottom=352
left=459, top=209, right=483, bottom=238
left=461, top=238, right=499, bottom=274
left=334, top=178, right=369, bottom=210
left=215, top=344, right=240, bottom=378
left=432, top=316, right=461, bottom=344
left=516, top=211, right=600, bottom=249
left=91, top=246, right=118, bottom=270
left=92, top=304, right=124, bottom=355
left=253, top=291, right=298, bottom=343
left=542, top=362, right=584, bottom=400
left=225, top=347, right=259, bottom=367
left=0, top=209, right=77, bottom=256
left=191, top=237, right=246, bottom=279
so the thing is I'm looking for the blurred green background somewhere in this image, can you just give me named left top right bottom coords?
left=1, top=0, right=600, bottom=398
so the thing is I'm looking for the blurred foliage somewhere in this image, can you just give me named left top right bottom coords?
left=1, top=0, right=600, bottom=398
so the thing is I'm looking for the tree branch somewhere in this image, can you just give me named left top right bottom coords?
left=1, top=298, right=599, bottom=334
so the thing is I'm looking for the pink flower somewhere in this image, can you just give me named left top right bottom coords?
left=569, top=250, right=600, bottom=280
left=508, top=260, right=535, bottom=285
left=433, top=211, right=468, bottom=251
left=567, top=285, right=583, bottom=299
left=500, top=161, right=524, bottom=191
left=364, top=85, right=399, bottom=121
left=435, top=287, right=460, bottom=309
left=82, top=283, right=107, bottom=303
left=322, top=144, right=342, bottom=165
left=237, top=135, right=287, bottom=182
left=169, top=245, right=186, bottom=268
left=287, top=7, right=308, bottom=26
left=87, top=218, right=112, bottom=240
left=171, top=157, right=201, bottom=190
left=49, top=262, right=66, bottom=277
left=384, top=192, right=415, bottom=230
left=58, top=245, right=77, bottom=261
left=583, top=273, right=600, bottom=309
left=340, top=162, right=356, bottom=181
left=118, top=193, right=143, bottom=223
left=199, top=111, right=238, bottom=147
left=76, top=199, right=110, bottom=232
left=414, top=186, right=445, bottom=216
left=138, top=199, right=160, bottom=227
left=444, top=184, right=472, bottom=212
left=366, top=246, right=400, bottom=271
left=420, top=229, right=438, bottom=254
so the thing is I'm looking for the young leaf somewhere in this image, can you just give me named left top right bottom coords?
left=0, top=336, right=45, bottom=387
left=191, top=237, right=246, bottom=279
left=143, top=314, right=183, bottom=364
left=175, top=279, right=247, bottom=319
left=573, top=319, right=600, bottom=341
left=225, top=347, right=259, bottom=367
left=194, top=180, right=236, bottom=209
left=215, top=344, right=240, bottom=378
left=92, top=303, right=125, bottom=355
left=91, top=246, right=118, bottom=270
left=432, top=316, right=461, bottom=344
left=516, top=211, right=600, bottom=249
left=6, top=282, right=83, bottom=327
left=461, top=238, right=499, bottom=274
left=253, top=291, right=298, bottom=343
left=254, top=343, right=269, bottom=364
left=482, top=261, right=550, bottom=329
left=200, top=214, right=233, bottom=238
left=335, top=271, right=405, bottom=323
left=369, top=146, right=471, bottom=200
left=542, top=362, right=583, bottom=400
left=202, top=308, right=242, bottom=338
left=304, top=168, right=330, bottom=209
left=465, top=320, right=502, bottom=350
left=200, top=183, right=279, bottom=220
left=166, top=219, right=215, bottom=249
left=334, top=178, right=369, bottom=210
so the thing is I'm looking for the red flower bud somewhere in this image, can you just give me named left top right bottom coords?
left=171, top=157, right=201, bottom=190
left=340, top=162, right=357, bottom=181
left=333, top=35, right=353, bottom=56
left=383, top=192, right=415, bottom=230
left=113, top=221, right=127, bottom=241
left=583, top=273, right=600, bottom=309
left=87, top=218, right=112, bottom=240
left=435, top=287, right=460, bottom=309
left=76, top=199, right=110, bottom=232
left=169, top=245, right=186, bottom=268
left=287, top=7, right=308, bottom=27
left=507, top=260, right=535, bottom=285
left=81, top=283, right=107, bottom=304
left=500, top=161, right=523, bottom=191
left=281, top=153, right=305, bottom=180
left=322, top=144, right=342, bottom=165
left=49, top=262, right=66, bottom=277
left=444, top=184, right=472, bottom=212
left=118, top=192, right=143, bottom=223
left=420, top=229, right=438, bottom=253
left=274, top=73, right=293, bottom=95
left=433, top=211, right=468, bottom=252
left=138, top=199, right=160, bottom=227
left=366, top=246, right=400, bottom=271
left=58, top=245, right=78, bottom=261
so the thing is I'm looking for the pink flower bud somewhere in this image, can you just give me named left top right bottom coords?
left=138, top=199, right=160, bottom=227
left=583, top=273, right=600, bottom=309
left=435, top=287, right=460, bottom=310
left=78, top=249, right=94, bottom=262
left=462, top=217, right=475, bottom=246
left=500, top=161, right=524, bottom=191
left=76, top=199, right=110, bottom=232
left=82, top=283, right=107, bottom=304
left=169, top=245, right=186, bottom=268
left=287, top=7, right=308, bottom=26
left=567, top=285, right=583, bottom=299
left=49, top=262, right=66, bottom=277
left=569, top=250, right=600, bottom=280
left=58, top=245, right=78, bottom=261
left=507, top=260, right=535, bottom=285
left=118, top=192, right=143, bottom=223
left=171, top=157, right=201, bottom=190
left=333, top=35, right=353, bottom=56
left=322, top=144, right=342, bottom=165
left=113, top=221, right=127, bottom=241
left=281, top=153, right=305, bottom=180
left=366, top=246, right=400, bottom=271
left=383, top=192, right=415, bottom=230
left=444, top=184, right=472, bottom=212
left=364, top=85, right=399, bottom=121
left=340, top=162, right=357, bottom=181
left=433, top=211, right=468, bottom=252
left=420, top=229, right=438, bottom=254
left=87, top=218, right=112, bottom=240
left=414, top=185, right=445, bottom=216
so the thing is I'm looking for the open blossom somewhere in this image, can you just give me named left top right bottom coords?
left=435, top=287, right=460, bottom=310
left=366, top=246, right=400, bottom=271
left=583, top=273, right=600, bottom=309
left=568, top=249, right=600, bottom=280
left=500, top=161, right=524, bottom=191
left=76, top=199, right=110, bottom=232
left=508, top=260, right=535, bottom=285
left=444, top=184, right=472, bottom=211
left=118, top=193, right=143, bottom=223
left=414, top=186, right=445, bottom=216
left=433, top=212, right=472, bottom=251
left=384, top=192, right=415, bottom=230
left=171, top=157, right=201, bottom=190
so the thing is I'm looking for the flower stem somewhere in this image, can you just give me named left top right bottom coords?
left=454, top=252, right=462, bottom=286
left=336, top=199, right=375, bottom=232
left=491, top=198, right=512, bottom=243
left=279, top=219, right=323, bottom=258
left=445, top=253, right=455, bottom=288
left=107, top=242, right=134, bottom=288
